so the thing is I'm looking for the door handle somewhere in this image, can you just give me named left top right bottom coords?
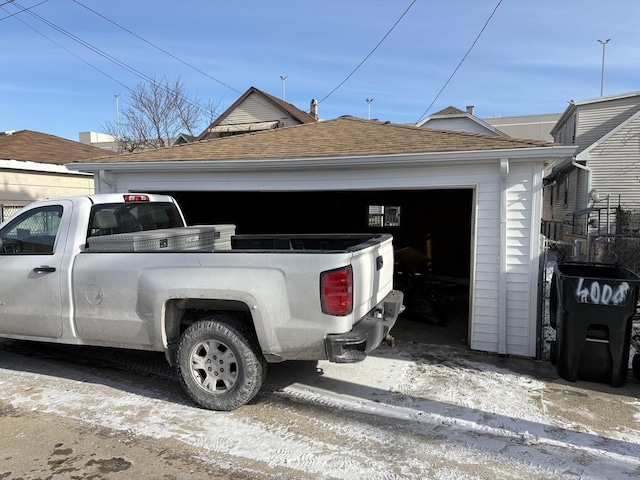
left=33, top=266, right=56, bottom=273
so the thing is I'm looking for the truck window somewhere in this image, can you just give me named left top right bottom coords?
left=0, top=205, right=63, bottom=255
left=88, top=202, right=184, bottom=237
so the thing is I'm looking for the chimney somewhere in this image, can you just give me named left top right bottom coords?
left=466, top=105, right=475, bottom=115
left=310, top=98, right=318, bottom=120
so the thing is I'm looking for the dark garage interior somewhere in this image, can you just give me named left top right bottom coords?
left=164, top=189, right=473, bottom=345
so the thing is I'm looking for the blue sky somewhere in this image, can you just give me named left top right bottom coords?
left=1, top=0, right=639, bottom=141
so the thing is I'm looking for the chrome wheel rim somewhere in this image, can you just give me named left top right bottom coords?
left=189, top=339, right=238, bottom=394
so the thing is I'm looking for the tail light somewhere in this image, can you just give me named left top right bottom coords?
left=321, top=266, right=353, bottom=316
left=123, top=194, right=149, bottom=202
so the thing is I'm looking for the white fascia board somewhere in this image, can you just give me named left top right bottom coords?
left=66, top=146, right=578, bottom=175
left=573, top=90, right=640, bottom=107
left=0, top=159, right=92, bottom=175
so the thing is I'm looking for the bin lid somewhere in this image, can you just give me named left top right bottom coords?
left=555, top=263, right=640, bottom=282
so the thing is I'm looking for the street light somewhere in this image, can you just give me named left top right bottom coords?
left=597, top=38, right=610, bottom=96
left=366, top=98, right=374, bottom=119
left=280, top=75, right=288, bottom=101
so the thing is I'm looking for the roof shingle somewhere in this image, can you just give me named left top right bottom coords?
left=75, top=116, right=556, bottom=164
left=0, top=130, right=114, bottom=164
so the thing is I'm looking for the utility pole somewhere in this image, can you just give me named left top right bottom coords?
left=597, top=38, right=610, bottom=96
left=114, top=94, right=120, bottom=139
left=366, top=98, right=374, bottom=120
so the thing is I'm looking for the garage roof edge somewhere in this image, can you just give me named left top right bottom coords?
left=66, top=145, right=578, bottom=174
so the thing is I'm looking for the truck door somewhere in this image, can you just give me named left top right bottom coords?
left=0, top=202, right=71, bottom=338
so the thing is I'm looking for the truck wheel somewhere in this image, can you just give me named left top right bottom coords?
left=176, top=316, right=267, bottom=411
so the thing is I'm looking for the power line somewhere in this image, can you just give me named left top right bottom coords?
left=7, top=1, right=213, bottom=118
left=71, top=0, right=242, bottom=96
left=4, top=0, right=280, bottom=135
left=416, top=0, right=503, bottom=123
left=1, top=2, right=131, bottom=91
left=69, top=1, right=289, bottom=129
left=317, top=0, right=418, bottom=105
left=10, top=1, right=157, bottom=86
left=0, top=0, right=47, bottom=21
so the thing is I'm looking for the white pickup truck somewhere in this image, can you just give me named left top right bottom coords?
left=0, top=193, right=403, bottom=410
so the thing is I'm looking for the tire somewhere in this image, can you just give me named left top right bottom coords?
left=176, top=315, right=267, bottom=411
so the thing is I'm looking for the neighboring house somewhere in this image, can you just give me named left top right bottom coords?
left=196, top=86, right=317, bottom=140
left=416, top=106, right=508, bottom=136
left=172, top=133, right=196, bottom=146
left=542, top=91, right=640, bottom=239
left=79, top=131, right=119, bottom=152
left=80, top=86, right=316, bottom=150
left=80, top=131, right=195, bottom=151
left=485, top=113, right=562, bottom=141
left=0, top=130, right=112, bottom=219
left=67, top=116, right=576, bottom=359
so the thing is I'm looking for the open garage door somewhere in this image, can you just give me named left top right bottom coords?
left=163, top=189, right=473, bottom=346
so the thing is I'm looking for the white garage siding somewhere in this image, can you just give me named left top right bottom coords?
left=469, top=161, right=541, bottom=356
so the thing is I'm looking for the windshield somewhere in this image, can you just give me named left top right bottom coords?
left=87, top=202, right=185, bottom=237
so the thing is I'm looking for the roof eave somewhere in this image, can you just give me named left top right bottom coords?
left=67, top=145, right=578, bottom=174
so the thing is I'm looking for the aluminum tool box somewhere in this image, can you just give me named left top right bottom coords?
left=87, top=225, right=236, bottom=252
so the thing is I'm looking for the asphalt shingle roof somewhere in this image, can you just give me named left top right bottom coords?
left=75, top=116, right=556, bottom=164
left=0, top=130, right=114, bottom=164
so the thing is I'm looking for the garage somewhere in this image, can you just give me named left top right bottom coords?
left=68, top=116, right=576, bottom=357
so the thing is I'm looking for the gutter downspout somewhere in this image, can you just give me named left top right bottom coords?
left=98, top=170, right=116, bottom=194
left=498, top=158, right=509, bottom=355
left=571, top=159, right=592, bottom=234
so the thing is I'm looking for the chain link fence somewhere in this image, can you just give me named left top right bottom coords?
left=1, top=204, right=25, bottom=223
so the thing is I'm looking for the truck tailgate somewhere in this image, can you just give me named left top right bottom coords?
left=349, top=234, right=396, bottom=324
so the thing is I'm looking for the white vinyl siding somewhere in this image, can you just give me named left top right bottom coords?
left=218, top=92, right=301, bottom=128
left=505, top=163, right=539, bottom=355
left=575, top=98, right=640, bottom=154
left=589, top=116, right=640, bottom=213
left=472, top=181, right=500, bottom=353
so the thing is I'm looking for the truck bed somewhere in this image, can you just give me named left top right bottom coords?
left=86, top=229, right=390, bottom=254
left=230, top=233, right=390, bottom=252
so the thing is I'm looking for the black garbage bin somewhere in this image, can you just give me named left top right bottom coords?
left=551, top=263, right=640, bottom=387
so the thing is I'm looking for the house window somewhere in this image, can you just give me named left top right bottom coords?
left=368, top=205, right=401, bottom=227
left=550, top=185, right=554, bottom=206
left=564, top=176, right=569, bottom=205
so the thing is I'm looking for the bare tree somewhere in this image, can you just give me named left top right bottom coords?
left=103, top=76, right=222, bottom=153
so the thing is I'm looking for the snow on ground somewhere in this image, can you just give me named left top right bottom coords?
left=1, top=340, right=640, bottom=479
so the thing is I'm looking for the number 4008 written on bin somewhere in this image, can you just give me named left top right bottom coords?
left=574, top=277, right=630, bottom=305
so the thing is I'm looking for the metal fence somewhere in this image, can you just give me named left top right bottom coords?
left=538, top=234, right=640, bottom=366
left=0, top=204, right=24, bottom=223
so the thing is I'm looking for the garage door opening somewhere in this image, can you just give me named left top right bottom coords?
left=164, top=189, right=473, bottom=347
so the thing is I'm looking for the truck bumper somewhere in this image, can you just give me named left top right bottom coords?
left=325, top=290, right=404, bottom=363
